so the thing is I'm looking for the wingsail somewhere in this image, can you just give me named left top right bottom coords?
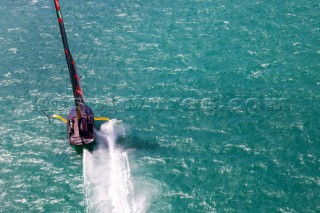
left=53, top=0, right=95, bottom=145
left=53, top=0, right=84, bottom=110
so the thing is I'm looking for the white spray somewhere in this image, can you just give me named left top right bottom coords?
left=83, top=119, right=145, bottom=213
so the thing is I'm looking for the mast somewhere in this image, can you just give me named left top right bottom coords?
left=53, top=0, right=85, bottom=117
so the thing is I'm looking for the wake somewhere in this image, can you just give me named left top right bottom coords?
left=83, top=119, right=146, bottom=213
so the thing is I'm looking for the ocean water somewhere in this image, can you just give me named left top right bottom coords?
left=0, top=0, right=319, bottom=212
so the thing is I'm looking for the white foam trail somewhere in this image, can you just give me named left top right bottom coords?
left=83, top=119, right=145, bottom=213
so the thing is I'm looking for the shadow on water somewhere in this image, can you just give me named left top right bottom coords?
left=74, top=129, right=160, bottom=155
left=117, top=135, right=160, bottom=150
left=95, top=120, right=160, bottom=150
left=73, top=143, right=95, bottom=155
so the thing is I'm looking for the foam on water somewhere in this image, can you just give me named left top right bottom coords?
left=83, top=119, right=146, bottom=213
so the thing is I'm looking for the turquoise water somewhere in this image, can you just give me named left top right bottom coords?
left=1, top=0, right=319, bottom=212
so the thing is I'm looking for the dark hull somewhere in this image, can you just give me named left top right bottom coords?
left=67, top=105, right=95, bottom=146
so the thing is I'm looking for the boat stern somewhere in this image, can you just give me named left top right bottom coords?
left=67, top=105, right=95, bottom=146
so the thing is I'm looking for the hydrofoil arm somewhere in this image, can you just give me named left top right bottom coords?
left=51, top=114, right=110, bottom=123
